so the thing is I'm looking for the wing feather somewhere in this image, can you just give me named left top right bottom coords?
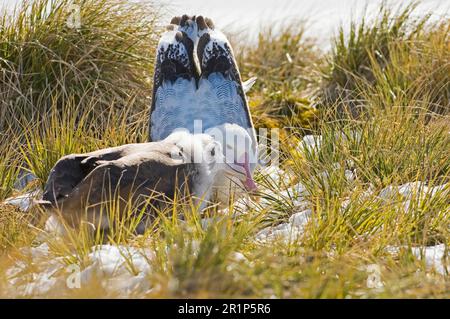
left=150, top=21, right=258, bottom=157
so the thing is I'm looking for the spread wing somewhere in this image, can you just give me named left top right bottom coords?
left=150, top=16, right=256, bottom=145
left=196, top=25, right=254, bottom=130
left=150, top=16, right=198, bottom=141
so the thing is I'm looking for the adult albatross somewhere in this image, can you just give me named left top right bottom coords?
left=150, top=15, right=259, bottom=204
left=37, top=130, right=248, bottom=232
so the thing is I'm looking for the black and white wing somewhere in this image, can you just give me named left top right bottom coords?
left=195, top=16, right=255, bottom=132
left=150, top=15, right=199, bottom=141
left=150, top=16, right=257, bottom=149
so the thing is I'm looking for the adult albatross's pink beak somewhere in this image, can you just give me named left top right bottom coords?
left=236, top=152, right=258, bottom=192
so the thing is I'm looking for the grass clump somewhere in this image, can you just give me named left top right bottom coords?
left=0, top=0, right=159, bottom=131
left=320, top=2, right=449, bottom=117
left=235, top=22, right=321, bottom=133
left=0, top=204, right=35, bottom=250
left=0, top=132, right=22, bottom=200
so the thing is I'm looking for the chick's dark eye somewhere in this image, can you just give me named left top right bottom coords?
left=210, top=147, right=215, bottom=156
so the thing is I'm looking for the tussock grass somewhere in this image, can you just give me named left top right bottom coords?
left=0, top=204, right=35, bottom=250
left=289, top=107, right=449, bottom=250
left=320, top=2, right=449, bottom=117
left=235, top=22, right=321, bottom=133
left=0, top=0, right=159, bottom=131
left=0, top=132, right=22, bottom=200
left=0, top=1, right=448, bottom=298
left=19, top=99, right=149, bottom=187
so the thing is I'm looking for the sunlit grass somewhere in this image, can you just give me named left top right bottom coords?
left=0, top=0, right=448, bottom=298
left=320, top=2, right=449, bottom=118
left=0, top=0, right=160, bottom=132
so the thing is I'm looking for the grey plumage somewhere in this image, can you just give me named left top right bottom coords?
left=39, top=140, right=205, bottom=230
